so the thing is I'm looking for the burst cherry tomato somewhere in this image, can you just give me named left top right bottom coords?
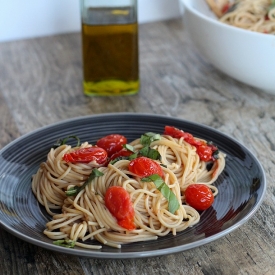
left=196, top=145, right=214, bottom=162
left=128, top=156, right=164, bottom=178
left=96, top=134, right=127, bottom=157
left=63, top=146, right=107, bottom=164
left=164, top=126, right=203, bottom=146
left=105, top=186, right=136, bottom=230
left=164, top=126, right=218, bottom=162
left=185, top=184, right=214, bottom=211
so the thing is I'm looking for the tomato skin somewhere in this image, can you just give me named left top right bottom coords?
left=185, top=184, right=214, bottom=211
left=196, top=145, right=213, bottom=162
left=63, top=146, right=107, bottom=164
left=164, top=126, right=218, bottom=162
left=105, top=186, right=136, bottom=230
left=164, top=126, right=203, bottom=146
left=96, top=134, right=127, bottom=157
left=128, top=156, right=164, bottom=178
left=222, top=3, right=230, bottom=14
left=164, top=125, right=190, bottom=139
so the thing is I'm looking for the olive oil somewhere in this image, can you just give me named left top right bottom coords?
left=81, top=12, right=139, bottom=96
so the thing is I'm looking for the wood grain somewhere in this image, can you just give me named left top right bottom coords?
left=0, top=18, right=275, bottom=275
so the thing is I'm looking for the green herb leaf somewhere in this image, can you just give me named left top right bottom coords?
left=140, top=132, right=161, bottom=147
left=268, top=0, right=275, bottom=13
left=129, top=152, right=138, bottom=160
left=142, top=174, right=180, bottom=214
left=53, top=136, right=81, bottom=149
left=109, top=156, right=126, bottom=165
left=226, top=3, right=237, bottom=14
left=123, top=144, right=135, bottom=152
left=139, top=146, right=161, bottom=160
left=53, top=239, right=75, bottom=248
left=212, top=150, right=220, bottom=160
left=109, top=152, right=138, bottom=165
left=66, top=168, right=103, bottom=196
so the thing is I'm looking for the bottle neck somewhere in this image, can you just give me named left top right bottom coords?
left=81, top=0, right=137, bottom=25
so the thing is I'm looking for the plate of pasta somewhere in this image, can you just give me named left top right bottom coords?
left=0, top=113, right=266, bottom=258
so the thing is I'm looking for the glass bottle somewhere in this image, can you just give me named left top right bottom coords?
left=81, top=0, right=139, bottom=96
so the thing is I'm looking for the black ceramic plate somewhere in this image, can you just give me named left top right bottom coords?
left=0, top=113, right=266, bottom=259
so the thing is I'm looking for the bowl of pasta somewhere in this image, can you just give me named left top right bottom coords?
left=181, top=0, right=275, bottom=94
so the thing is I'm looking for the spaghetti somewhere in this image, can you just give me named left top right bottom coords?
left=32, top=130, right=226, bottom=249
left=206, top=0, right=275, bottom=34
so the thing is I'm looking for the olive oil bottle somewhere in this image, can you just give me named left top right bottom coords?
left=81, top=2, right=139, bottom=96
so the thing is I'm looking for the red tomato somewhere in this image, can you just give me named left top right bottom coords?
left=164, top=126, right=218, bottom=162
left=164, top=126, right=203, bottom=146
left=128, top=156, right=164, bottom=178
left=185, top=184, right=214, bottom=211
left=63, top=146, right=107, bottom=164
left=96, top=134, right=127, bottom=157
left=164, top=125, right=189, bottom=139
left=221, top=3, right=230, bottom=14
left=105, top=186, right=136, bottom=230
left=196, top=145, right=213, bottom=162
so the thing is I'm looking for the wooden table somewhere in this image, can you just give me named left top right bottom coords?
left=0, top=18, right=275, bottom=275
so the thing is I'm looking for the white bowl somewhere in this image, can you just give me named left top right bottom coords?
left=181, top=0, right=275, bottom=94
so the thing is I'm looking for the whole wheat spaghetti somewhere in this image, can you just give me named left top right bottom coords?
left=206, top=0, right=275, bottom=34
left=32, top=132, right=226, bottom=249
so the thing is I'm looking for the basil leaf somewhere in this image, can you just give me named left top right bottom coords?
left=129, top=152, right=138, bottom=160
left=109, top=156, right=126, bottom=165
left=53, top=135, right=80, bottom=149
left=123, top=144, right=135, bottom=152
left=109, top=152, right=138, bottom=165
left=53, top=239, right=75, bottom=248
left=142, top=174, right=180, bottom=214
left=227, top=3, right=237, bottom=14
left=268, top=0, right=275, bottom=14
left=66, top=168, right=103, bottom=196
left=212, top=150, right=220, bottom=160
left=139, top=146, right=161, bottom=160
left=140, top=132, right=161, bottom=147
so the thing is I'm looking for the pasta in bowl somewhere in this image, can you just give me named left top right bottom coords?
left=181, top=0, right=275, bottom=94
left=206, top=0, right=275, bottom=33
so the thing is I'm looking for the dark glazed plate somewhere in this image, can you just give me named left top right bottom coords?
left=0, top=113, right=266, bottom=259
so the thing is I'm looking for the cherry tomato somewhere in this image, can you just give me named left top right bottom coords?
left=164, top=125, right=189, bottom=139
left=222, top=3, right=230, bottom=14
left=128, top=156, right=164, bottom=178
left=164, top=126, right=203, bottom=146
left=196, top=145, right=213, bottom=162
left=105, top=186, right=136, bottom=230
left=63, top=146, right=107, bottom=164
left=185, top=184, right=214, bottom=211
left=96, top=134, right=127, bottom=157
left=164, top=126, right=218, bottom=162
